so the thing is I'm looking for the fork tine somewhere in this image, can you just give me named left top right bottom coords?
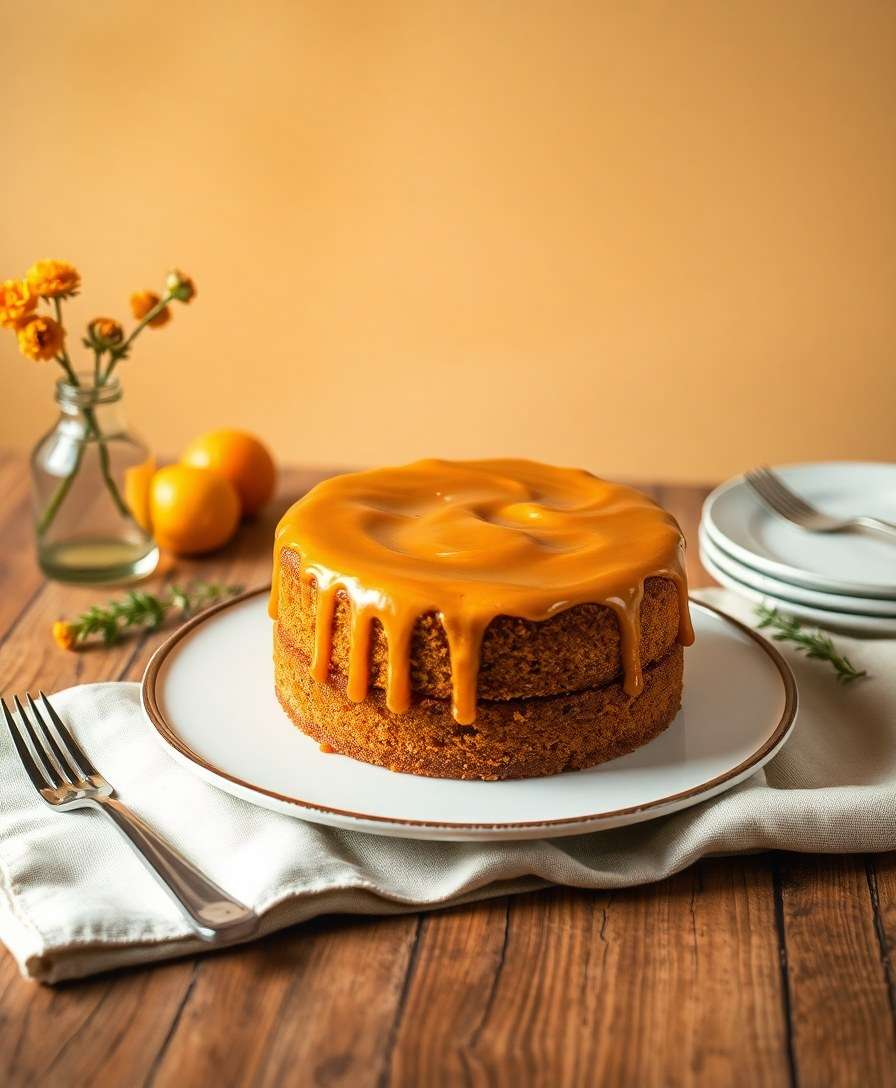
left=39, top=690, right=98, bottom=779
left=755, top=468, right=810, bottom=512
left=11, top=695, right=64, bottom=788
left=1, top=697, right=51, bottom=792
left=748, top=472, right=795, bottom=517
left=27, top=693, right=78, bottom=784
left=755, top=467, right=816, bottom=518
left=746, top=470, right=804, bottom=521
left=745, top=471, right=786, bottom=513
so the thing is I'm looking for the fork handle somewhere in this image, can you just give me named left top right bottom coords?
left=856, top=516, right=896, bottom=541
left=92, top=796, right=259, bottom=942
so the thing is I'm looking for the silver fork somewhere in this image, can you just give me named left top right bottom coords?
left=745, top=466, right=896, bottom=541
left=2, top=691, right=259, bottom=944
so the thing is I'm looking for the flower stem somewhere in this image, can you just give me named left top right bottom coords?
left=55, top=354, right=79, bottom=386
left=37, top=283, right=176, bottom=537
left=37, top=442, right=85, bottom=536
left=84, top=408, right=132, bottom=518
left=53, top=299, right=79, bottom=384
left=101, top=292, right=174, bottom=384
left=41, top=361, right=133, bottom=535
left=36, top=412, right=131, bottom=536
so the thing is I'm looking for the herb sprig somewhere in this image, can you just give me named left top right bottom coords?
left=53, top=582, right=243, bottom=650
left=755, top=603, right=868, bottom=684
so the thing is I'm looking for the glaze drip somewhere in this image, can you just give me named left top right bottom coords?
left=270, top=458, right=694, bottom=724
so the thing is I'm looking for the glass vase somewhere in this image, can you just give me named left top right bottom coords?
left=30, top=374, right=159, bottom=584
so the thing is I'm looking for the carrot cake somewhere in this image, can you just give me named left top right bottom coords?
left=270, top=458, right=694, bottom=780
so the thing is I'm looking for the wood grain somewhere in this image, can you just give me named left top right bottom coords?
left=0, top=449, right=894, bottom=1088
left=869, top=852, right=896, bottom=1024
left=391, top=864, right=788, bottom=1088
left=146, top=914, right=423, bottom=1088
left=775, top=854, right=896, bottom=1088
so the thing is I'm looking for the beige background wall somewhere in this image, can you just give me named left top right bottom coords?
left=2, top=1, right=894, bottom=482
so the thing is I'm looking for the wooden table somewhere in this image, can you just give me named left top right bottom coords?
left=0, top=450, right=893, bottom=1088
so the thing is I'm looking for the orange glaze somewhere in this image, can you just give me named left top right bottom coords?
left=270, top=459, right=694, bottom=725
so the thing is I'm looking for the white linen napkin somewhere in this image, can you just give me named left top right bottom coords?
left=2, top=588, right=894, bottom=983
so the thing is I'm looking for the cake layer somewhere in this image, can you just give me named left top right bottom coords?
left=277, top=546, right=682, bottom=703
left=270, top=459, right=693, bottom=724
left=274, top=624, right=683, bottom=781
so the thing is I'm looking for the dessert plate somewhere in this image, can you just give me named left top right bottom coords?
left=142, top=589, right=797, bottom=842
left=699, top=543, right=896, bottom=637
left=699, top=528, right=896, bottom=618
left=702, top=462, right=896, bottom=599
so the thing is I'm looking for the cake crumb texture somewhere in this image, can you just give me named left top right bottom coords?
left=275, top=625, right=683, bottom=781
left=277, top=547, right=682, bottom=702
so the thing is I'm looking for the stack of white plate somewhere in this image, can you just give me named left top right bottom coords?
left=699, top=462, right=896, bottom=636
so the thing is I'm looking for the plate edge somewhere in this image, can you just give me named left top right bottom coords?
left=141, top=586, right=800, bottom=834
left=698, top=527, right=896, bottom=619
left=702, top=467, right=896, bottom=599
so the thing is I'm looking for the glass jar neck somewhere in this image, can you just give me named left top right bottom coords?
left=55, top=373, right=124, bottom=416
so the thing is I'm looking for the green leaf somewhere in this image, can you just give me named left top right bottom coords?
left=753, top=603, right=868, bottom=684
left=61, top=581, right=243, bottom=651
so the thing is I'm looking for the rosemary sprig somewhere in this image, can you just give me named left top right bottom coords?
left=53, top=582, right=243, bottom=650
left=755, top=603, right=868, bottom=684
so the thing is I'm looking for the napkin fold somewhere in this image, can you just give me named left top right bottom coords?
left=2, top=589, right=894, bottom=983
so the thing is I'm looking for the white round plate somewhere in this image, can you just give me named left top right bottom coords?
left=703, top=462, right=896, bottom=599
left=700, top=542, right=896, bottom=637
left=699, top=527, right=896, bottom=618
left=142, top=589, right=797, bottom=842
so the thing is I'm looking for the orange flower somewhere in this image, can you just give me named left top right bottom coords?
left=130, top=290, right=171, bottom=327
left=16, top=313, right=65, bottom=361
left=88, top=316, right=124, bottom=347
left=25, top=259, right=80, bottom=299
left=0, top=279, right=36, bottom=329
left=165, top=268, right=196, bottom=303
left=52, top=621, right=77, bottom=651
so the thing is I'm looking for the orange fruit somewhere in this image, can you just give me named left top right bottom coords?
left=149, top=464, right=241, bottom=555
left=181, top=429, right=276, bottom=517
left=124, top=454, right=157, bottom=532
